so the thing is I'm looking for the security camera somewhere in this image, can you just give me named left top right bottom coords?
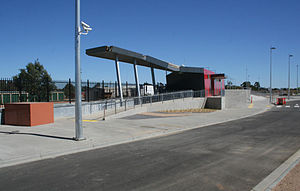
left=81, top=21, right=92, bottom=31
left=81, top=21, right=90, bottom=28
left=80, top=21, right=92, bottom=35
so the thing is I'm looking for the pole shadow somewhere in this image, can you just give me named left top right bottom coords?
left=0, top=131, right=75, bottom=141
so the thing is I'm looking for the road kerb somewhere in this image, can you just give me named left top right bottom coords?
left=251, top=149, right=300, bottom=191
left=0, top=102, right=271, bottom=169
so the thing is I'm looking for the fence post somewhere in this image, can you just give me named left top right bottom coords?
left=69, top=78, right=72, bottom=104
left=17, top=78, right=22, bottom=102
left=115, top=100, right=117, bottom=114
left=150, top=96, right=152, bottom=105
left=109, top=81, right=111, bottom=93
left=102, top=80, right=105, bottom=99
left=125, top=99, right=127, bottom=111
left=126, top=81, right=128, bottom=97
left=87, top=79, right=90, bottom=102
left=115, top=81, right=118, bottom=98
left=103, top=101, right=107, bottom=120
left=46, top=78, right=49, bottom=102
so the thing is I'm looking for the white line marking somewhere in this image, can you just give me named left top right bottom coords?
left=294, top=105, right=300, bottom=108
left=276, top=105, right=282, bottom=108
left=285, top=105, right=290, bottom=108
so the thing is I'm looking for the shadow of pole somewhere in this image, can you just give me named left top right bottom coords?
left=0, top=131, right=75, bottom=141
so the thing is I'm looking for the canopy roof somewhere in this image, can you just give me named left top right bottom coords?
left=86, top=45, right=225, bottom=78
left=211, top=74, right=226, bottom=79
left=86, top=46, right=180, bottom=72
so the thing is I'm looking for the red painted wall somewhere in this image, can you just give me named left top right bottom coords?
left=204, top=69, right=214, bottom=96
left=204, top=69, right=224, bottom=97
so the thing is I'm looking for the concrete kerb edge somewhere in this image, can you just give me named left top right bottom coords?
left=0, top=102, right=271, bottom=169
left=250, top=98, right=300, bottom=191
left=286, top=98, right=300, bottom=103
left=251, top=149, right=300, bottom=191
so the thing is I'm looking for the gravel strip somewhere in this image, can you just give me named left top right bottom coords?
left=272, top=161, right=300, bottom=191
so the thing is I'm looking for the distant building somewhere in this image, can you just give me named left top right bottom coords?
left=140, top=83, right=154, bottom=96
left=166, top=66, right=225, bottom=96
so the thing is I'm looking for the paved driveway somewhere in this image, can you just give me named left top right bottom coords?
left=0, top=101, right=299, bottom=191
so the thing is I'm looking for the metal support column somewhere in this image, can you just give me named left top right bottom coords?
left=151, top=67, right=156, bottom=94
left=68, top=78, right=72, bottom=104
left=133, top=59, right=141, bottom=98
left=115, top=56, right=123, bottom=102
left=74, top=0, right=84, bottom=140
left=87, top=79, right=90, bottom=102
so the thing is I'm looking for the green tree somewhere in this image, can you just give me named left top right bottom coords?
left=225, top=80, right=233, bottom=89
left=63, top=83, right=75, bottom=99
left=13, top=60, right=56, bottom=102
left=241, top=81, right=251, bottom=88
left=253, top=81, right=260, bottom=90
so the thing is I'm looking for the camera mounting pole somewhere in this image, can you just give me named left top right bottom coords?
left=74, top=0, right=84, bottom=141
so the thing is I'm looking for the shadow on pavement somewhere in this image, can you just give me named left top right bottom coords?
left=0, top=131, right=74, bottom=141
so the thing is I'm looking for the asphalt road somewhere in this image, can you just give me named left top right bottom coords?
left=1, top=101, right=300, bottom=191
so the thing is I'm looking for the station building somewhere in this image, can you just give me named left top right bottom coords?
left=86, top=46, right=225, bottom=98
left=166, top=66, right=225, bottom=96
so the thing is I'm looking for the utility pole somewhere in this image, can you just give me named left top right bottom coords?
left=75, top=0, right=83, bottom=140
left=74, top=0, right=92, bottom=140
left=269, top=47, right=276, bottom=103
left=246, top=65, right=248, bottom=82
left=288, top=54, right=293, bottom=100
left=297, top=64, right=299, bottom=95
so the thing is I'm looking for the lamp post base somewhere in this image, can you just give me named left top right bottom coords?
left=73, top=137, right=86, bottom=141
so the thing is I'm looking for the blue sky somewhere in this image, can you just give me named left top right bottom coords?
left=0, top=0, right=300, bottom=88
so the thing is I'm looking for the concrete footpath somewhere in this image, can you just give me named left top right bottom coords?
left=0, top=95, right=270, bottom=168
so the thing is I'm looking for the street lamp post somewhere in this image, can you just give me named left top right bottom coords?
left=269, top=47, right=276, bottom=103
left=288, top=54, right=293, bottom=100
left=75, top=0, right=84, bottom=140
left=297, top=64, right=299, bottom=95
left=74, top=0, right=92, bottom=140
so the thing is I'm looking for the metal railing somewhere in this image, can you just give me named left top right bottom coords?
left=77, top=89, right=216, bottom=120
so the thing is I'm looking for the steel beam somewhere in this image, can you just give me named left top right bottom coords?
left=115, top=56, right=123, bottom=102
left=133, top=59, right=141, bottom=98
left=151, top=67, right=156, bottom=94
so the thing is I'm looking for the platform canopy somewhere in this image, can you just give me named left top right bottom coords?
left=211, top=74, right=226, bottom=79
left=86, top=46, right=180, bottom=72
